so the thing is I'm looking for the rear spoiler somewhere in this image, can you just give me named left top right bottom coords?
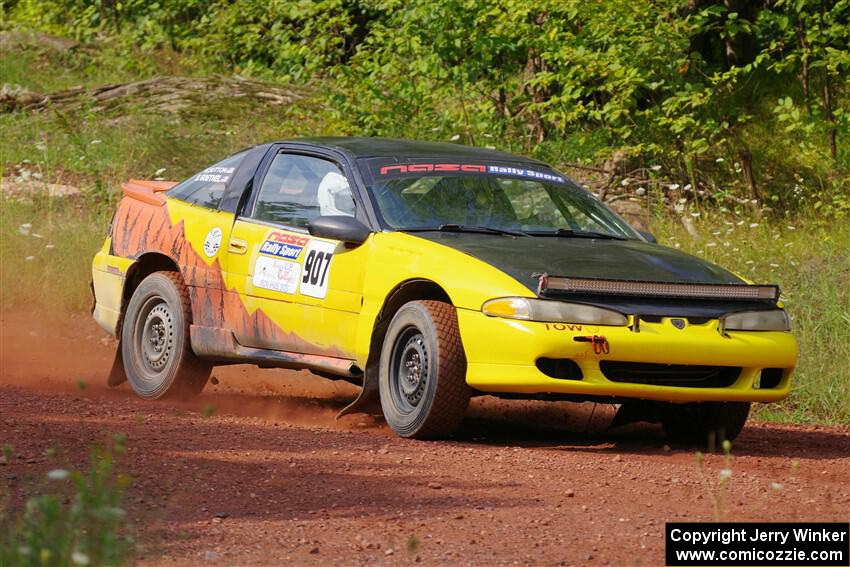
left=122, top=179, right=178, bottom=206
left=535, top=273, right=780, bottom=304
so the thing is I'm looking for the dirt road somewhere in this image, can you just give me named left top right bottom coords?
left=1, top=310, right=848, bottom=566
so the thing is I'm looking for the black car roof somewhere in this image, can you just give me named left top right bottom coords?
left=281, top=136, right=547, bottom=165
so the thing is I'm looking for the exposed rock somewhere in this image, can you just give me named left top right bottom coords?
left=0, top=30, right=80, bottom=53
left=1, top=75, right=303, bottom=116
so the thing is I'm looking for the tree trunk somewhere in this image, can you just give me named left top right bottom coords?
left=797, top=19, right=809, bottom=99
left=739, top=147, right=759, bottom=201
left=822, top=76, right=837, bottom=160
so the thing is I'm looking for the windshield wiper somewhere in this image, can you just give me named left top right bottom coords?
left=402, top=224, right=530, bottom=238
left=527, top=228, right=627, bottom=240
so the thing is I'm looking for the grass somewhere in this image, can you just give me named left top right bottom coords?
left=0, top=440, right=132, bottom=567
left=653, top=211, right=850, bottom=424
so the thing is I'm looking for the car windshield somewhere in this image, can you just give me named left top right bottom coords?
left=363, top=161, right=639, bottom=239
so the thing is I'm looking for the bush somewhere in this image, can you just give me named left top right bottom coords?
left=0, top=439, right=132, bottom=567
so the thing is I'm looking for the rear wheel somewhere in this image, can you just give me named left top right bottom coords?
left=121, top=271, right=210, bottom=399
left=379, top=301, right=470, bottom=439
left=661, top=402, right=750, bottom=446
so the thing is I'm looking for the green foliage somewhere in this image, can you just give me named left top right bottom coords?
left=0, top=440, right=132, bottom=566
left=5, top=0, right=845, bottom=211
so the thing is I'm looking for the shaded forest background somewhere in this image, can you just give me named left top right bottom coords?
left=2, top=0, right=849, bottom=216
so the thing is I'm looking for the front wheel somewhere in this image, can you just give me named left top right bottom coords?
left=121, top=271, right=211, bottom=399
left=379, top=301, right=471, bottom=439
left=661, top=402, right=751, bottom=446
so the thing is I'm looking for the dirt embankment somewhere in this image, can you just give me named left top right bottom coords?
left=1, top=310, right=848, bottom=566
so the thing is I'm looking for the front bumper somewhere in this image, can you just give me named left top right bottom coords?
left=457, top=309, right=798, bottom=403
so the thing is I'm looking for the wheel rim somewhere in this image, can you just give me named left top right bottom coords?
left=389, top=327, right=429, bottom=413
left=134, top=296, right=175, bottom=384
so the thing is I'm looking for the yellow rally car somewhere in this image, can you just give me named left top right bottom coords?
left=92, top=138, right=798, bottom=441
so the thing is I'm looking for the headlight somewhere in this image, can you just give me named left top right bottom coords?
left=720, top=309, right=791, bottom=332
left=482, top=297, right=628, bottom=326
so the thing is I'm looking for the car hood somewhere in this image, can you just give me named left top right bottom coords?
left=412, top=232, right=743, bottom=291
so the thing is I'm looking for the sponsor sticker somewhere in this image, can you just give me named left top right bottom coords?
left=194, top=166, right=235, bottom=184
left=253, top=257, right=301, bottom=295
left=374, top=162, right=566, bottom=184
left=203, top=227, right=223, bottom=258
left=259, top=240, right=303, bottom=260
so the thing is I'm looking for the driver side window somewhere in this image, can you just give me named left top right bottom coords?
left=252, top=153, right=355, bottom=229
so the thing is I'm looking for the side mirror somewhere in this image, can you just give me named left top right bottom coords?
left=638, top=230, right=657, bottom=243
left=308, top=215, right=371, bottom=245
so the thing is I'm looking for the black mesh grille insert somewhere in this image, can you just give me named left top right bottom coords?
left=599, top=362, right=741, bottom=387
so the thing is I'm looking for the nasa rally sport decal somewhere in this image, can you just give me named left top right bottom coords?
left=299, top=240, right=337, bottom=299
left=203, top=227, right=223, bottom=258
left=253, top=257, right=301, bottom=295
left=259, top=231, right=308, bottom=260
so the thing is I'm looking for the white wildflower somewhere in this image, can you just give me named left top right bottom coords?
left=635, top=187, right=646, bottom=196
left=745, top=260, right=754, bottom=264
left=690, top=212, right=700, bottom=217
left=621, top=179, right=630, bottom=187
left=47, top=469, right=69, bottom=480
left=668, top=183, right=680, bottom=191
left=678, top=198, right=688, bottom=204
left=712, top=231, right=721, bottom=236
left=784, top=242, right=792, bottom=248
left=19, top=223, right=32, bottom=235
left=71, top=551, right=90, bottom=565
left=736, top=220, right=745, bottom=226
left=651, top=164, right=662, bottom=171
left=749, top=223, right=759, bottom=228
left=449, top=134, right=460, bottom=141
left=674, top=243, right=681, bottom=248
left=79, top=155, right=86, bottom=161
left=770, top=263, right=779, bottom=268
left=786, top=226, right=796, bottom=231
left=35, top=142, right=47, bottom=152
left=719, top=468, right=733, bottom=479
left=25, top=256, right=35, bottom=261
left=715, top=157, right=725, bottom=163
left=706, top=242, right=717, bottom=247
left=684, top=183, right=693, bottom=191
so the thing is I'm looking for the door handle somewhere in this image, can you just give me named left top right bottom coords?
left=228, top=238, right=248, bottom=255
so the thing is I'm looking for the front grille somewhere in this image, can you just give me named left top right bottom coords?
left=599, top=361, right=741, bottom=387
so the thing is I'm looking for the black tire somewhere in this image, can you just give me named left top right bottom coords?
left=661, top=402, right=751, bottom=446
left=378, top=300, right=471, bottom=439
left=121, top=271, right=211, bottom=399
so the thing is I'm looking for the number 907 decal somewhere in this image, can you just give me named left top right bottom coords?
left=299, top=240, right=337, bottom=299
